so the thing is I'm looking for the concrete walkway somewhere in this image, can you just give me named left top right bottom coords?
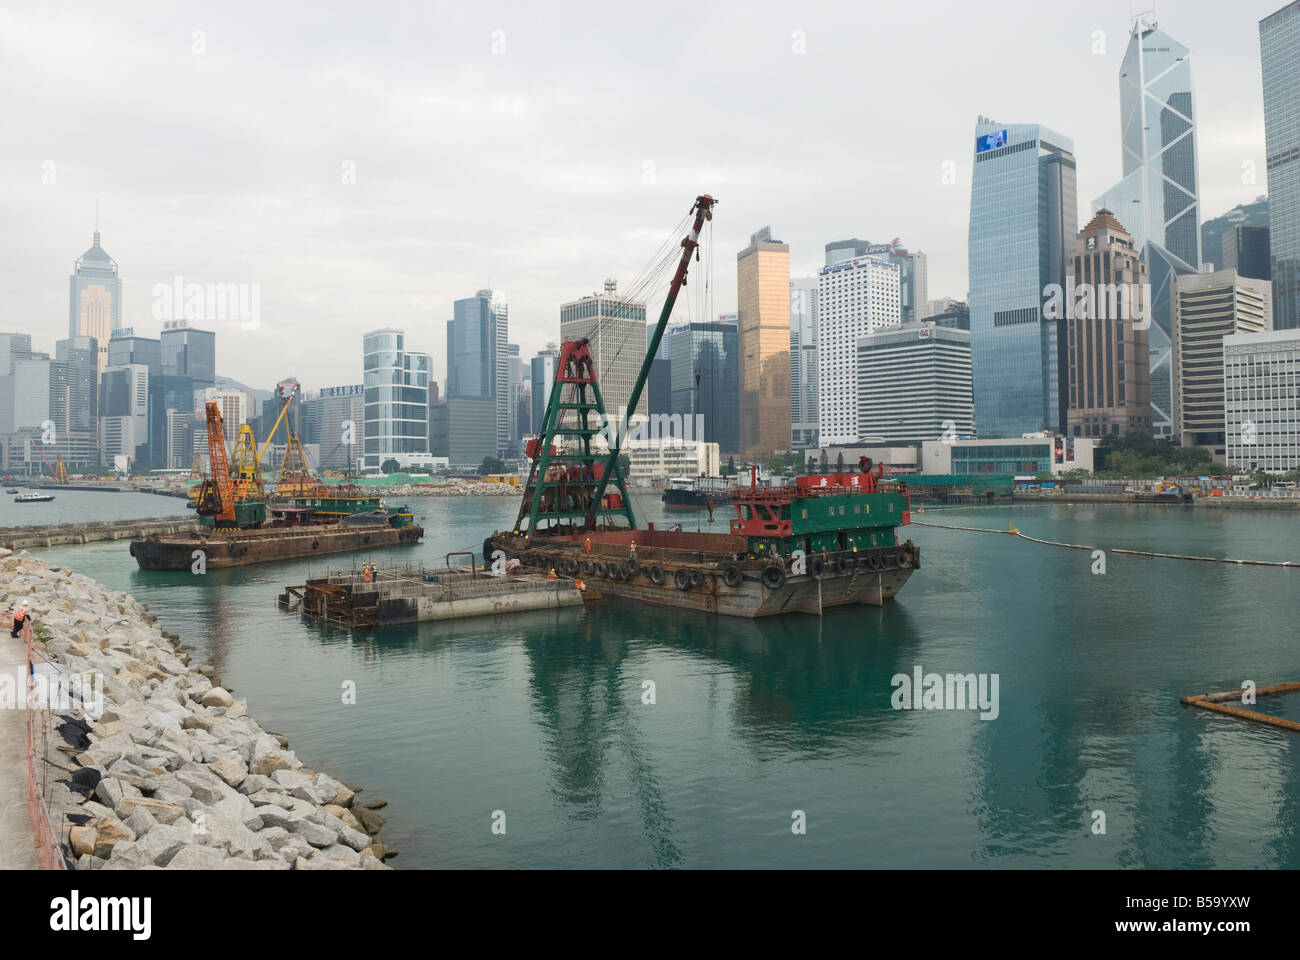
left=0, top=631, right=39, bottom=868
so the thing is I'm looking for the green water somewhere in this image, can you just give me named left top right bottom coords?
left=29, top=493, right=1300, bottom=869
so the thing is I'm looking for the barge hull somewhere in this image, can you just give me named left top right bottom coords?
left=487, top=534, right=917, bottom=618
left=130, top=525, right=423, bottom=570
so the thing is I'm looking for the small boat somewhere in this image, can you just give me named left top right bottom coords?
left=5, top=488, right=18, bottom=494
left=15, top=493, right=55, bottom=503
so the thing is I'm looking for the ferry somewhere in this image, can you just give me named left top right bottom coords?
left=14, top=493, right=55, bottom=503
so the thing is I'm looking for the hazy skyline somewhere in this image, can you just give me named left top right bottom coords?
left=0, top=0, right=1280, bottom=390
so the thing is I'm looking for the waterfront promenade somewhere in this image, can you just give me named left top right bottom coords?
left=0, top=629, right=38, bottom=868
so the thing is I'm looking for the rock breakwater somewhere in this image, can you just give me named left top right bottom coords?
left=4, top=548, right=394, bottom=870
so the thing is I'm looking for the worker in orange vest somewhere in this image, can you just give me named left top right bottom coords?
left=547, top=568, right=558, bottom=580
left=10, top=604, right=29, bottom=638
left=362, top=563, right=372, bottom=583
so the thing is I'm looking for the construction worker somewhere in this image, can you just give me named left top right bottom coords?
left=9, top=603, right=29, bottom=638
left=362, top=562, right=371, bottom=583
left=574, top=579, right=586, bottom=590
left=547, top=567, right=558, bottom=580
left=584, top=537, right=592, bottom=554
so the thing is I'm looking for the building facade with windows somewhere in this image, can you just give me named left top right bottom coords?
left=559, top=280, right=647, bottom=429
left=362, top=328, right=432, bottom=471
left=857, top=323, right=973, bottom=444
left=969, top=118, right=1077, bottom=438
left=817, top=255, right=901, bottom=445
left=736, top=228, right=791, bottom=457
left=1065, top=210, right=1152, bottom=438
left=1224, top=328, right=1300, bottom=472
left=1261, top=3, right=1300, bottom=330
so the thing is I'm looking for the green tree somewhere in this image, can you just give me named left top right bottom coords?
left=766, top=452, right=789, bottom=475
left=836, top=451, right=846, bottom=472
left=818, top=449, right=829, bottom=473
left=478, top=456, right=506, bottom=475
left=380, top=458, right=400, bottom=474
left=616, top=453, right=631, bottom=478
left=722, top=455, right=737, bottom=477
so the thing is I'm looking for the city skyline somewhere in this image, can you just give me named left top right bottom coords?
left=0, top=1, right=1277, bottom=389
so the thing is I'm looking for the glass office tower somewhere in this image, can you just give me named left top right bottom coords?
left=1261, top=3, right=1300, bottom=330
left=968, top=119, right=1077, bottom=437
left=1094, top=16, right=1202, bottom=434
left=362, top=328, right=431, bottom=470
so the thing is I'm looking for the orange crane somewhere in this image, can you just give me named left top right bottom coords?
left=33, top=444, right=68, bottom=483
left=194, top=401, right=237, bottom=527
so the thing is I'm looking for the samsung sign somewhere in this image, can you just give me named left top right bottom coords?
left=320, top=384, right=364, bottom=397
left=976, top=129, right=1008, bottom=153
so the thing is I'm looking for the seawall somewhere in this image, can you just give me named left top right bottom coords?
left=0, top=517, right=199, bottom=550
left=3, top=548, right=396, bottom=870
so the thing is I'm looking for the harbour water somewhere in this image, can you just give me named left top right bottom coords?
left=24, top=491, right=1300, bottom=868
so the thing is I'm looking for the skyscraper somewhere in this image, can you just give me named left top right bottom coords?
left=99, top=364, right=150, bottom=466
left=69, top=229, right=121, bottom=375
left=1261, top=3, right=1300, bottom=329
left=736, top=227, right=791, bottom=457
left=816, top=256, right=901, bottom=445
left=559, top=280, right=647, bottom=426
left=857, top=323, right=973, bottom=443
left=448, top=290, right=509, bottom=457
left=825, top=239, right=928, bottom=324
left=969, top=117, right=1077, bottom=437
left=1064, top=210, right=1151, bottom=438
left=1095, top=16, right=1202, bottom=435
left=789, top=278, right=819, bottom=449
left=530, top=344, right=560, bottom=435
left=1171, top=270, right=1271, bottom=452
left=667, top=317, right=739, bottom=454
left=362, top=328, right=431, bottom=471
left=107, top=332, right=162, bottom=465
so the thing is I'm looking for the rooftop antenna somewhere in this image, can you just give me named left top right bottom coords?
left=94, top=198, right=100, bottom=245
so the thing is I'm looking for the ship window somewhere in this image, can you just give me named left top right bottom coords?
left=854, top=505, right=861, bottom=514
left=801, top=508, right=807, bottom=519
left=839, top=506, right=845, bottom=515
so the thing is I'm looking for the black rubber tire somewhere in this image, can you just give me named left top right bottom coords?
left=581, top=559, right=594, bottom=576
left=761, top=564, right=785, bottom=590
left=594, top=561, right=608, bottom=577
left=312, top=540, right=319, bottom=549
left=674, top=569, right=691, bottom=591
left=720, top=563, right=742, bottom=588
left=835, top=556, right=852, bottom=575
left=625, top=556, right=639, bottom=575
left=690, top=570, right=705, bottom=588
left=647, top=565, right=664, bottom=585
left=809, top=557, right=825, bottom=580
left=866, top=553, right=883, bottom=571
left=855, top=555, right=871, bottom=570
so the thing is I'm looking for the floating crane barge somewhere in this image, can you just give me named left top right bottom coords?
left=483, top=194, right=919, bottom=618
left=131, top=391, right=420, bottom=571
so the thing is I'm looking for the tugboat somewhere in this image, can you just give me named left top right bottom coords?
left=661, top=476, right=733, bottom=511
left=484, top=195, right=918, bottom=618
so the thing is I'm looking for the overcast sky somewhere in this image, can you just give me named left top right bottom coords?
left=0, top=0, right=1282, bottom=391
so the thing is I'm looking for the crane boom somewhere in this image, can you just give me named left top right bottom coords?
left=203, top=401, right=236, bottom=525
left=584, top=193, right=716, bottom=529
left=255, top=381, right=300, bottom=465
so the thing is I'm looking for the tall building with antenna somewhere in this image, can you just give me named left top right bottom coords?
left=559, top=279, right=647, bottom=428
left=1094, top=14, right=1203, bottom=436
left=69, top=223, right=121, bottom=375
